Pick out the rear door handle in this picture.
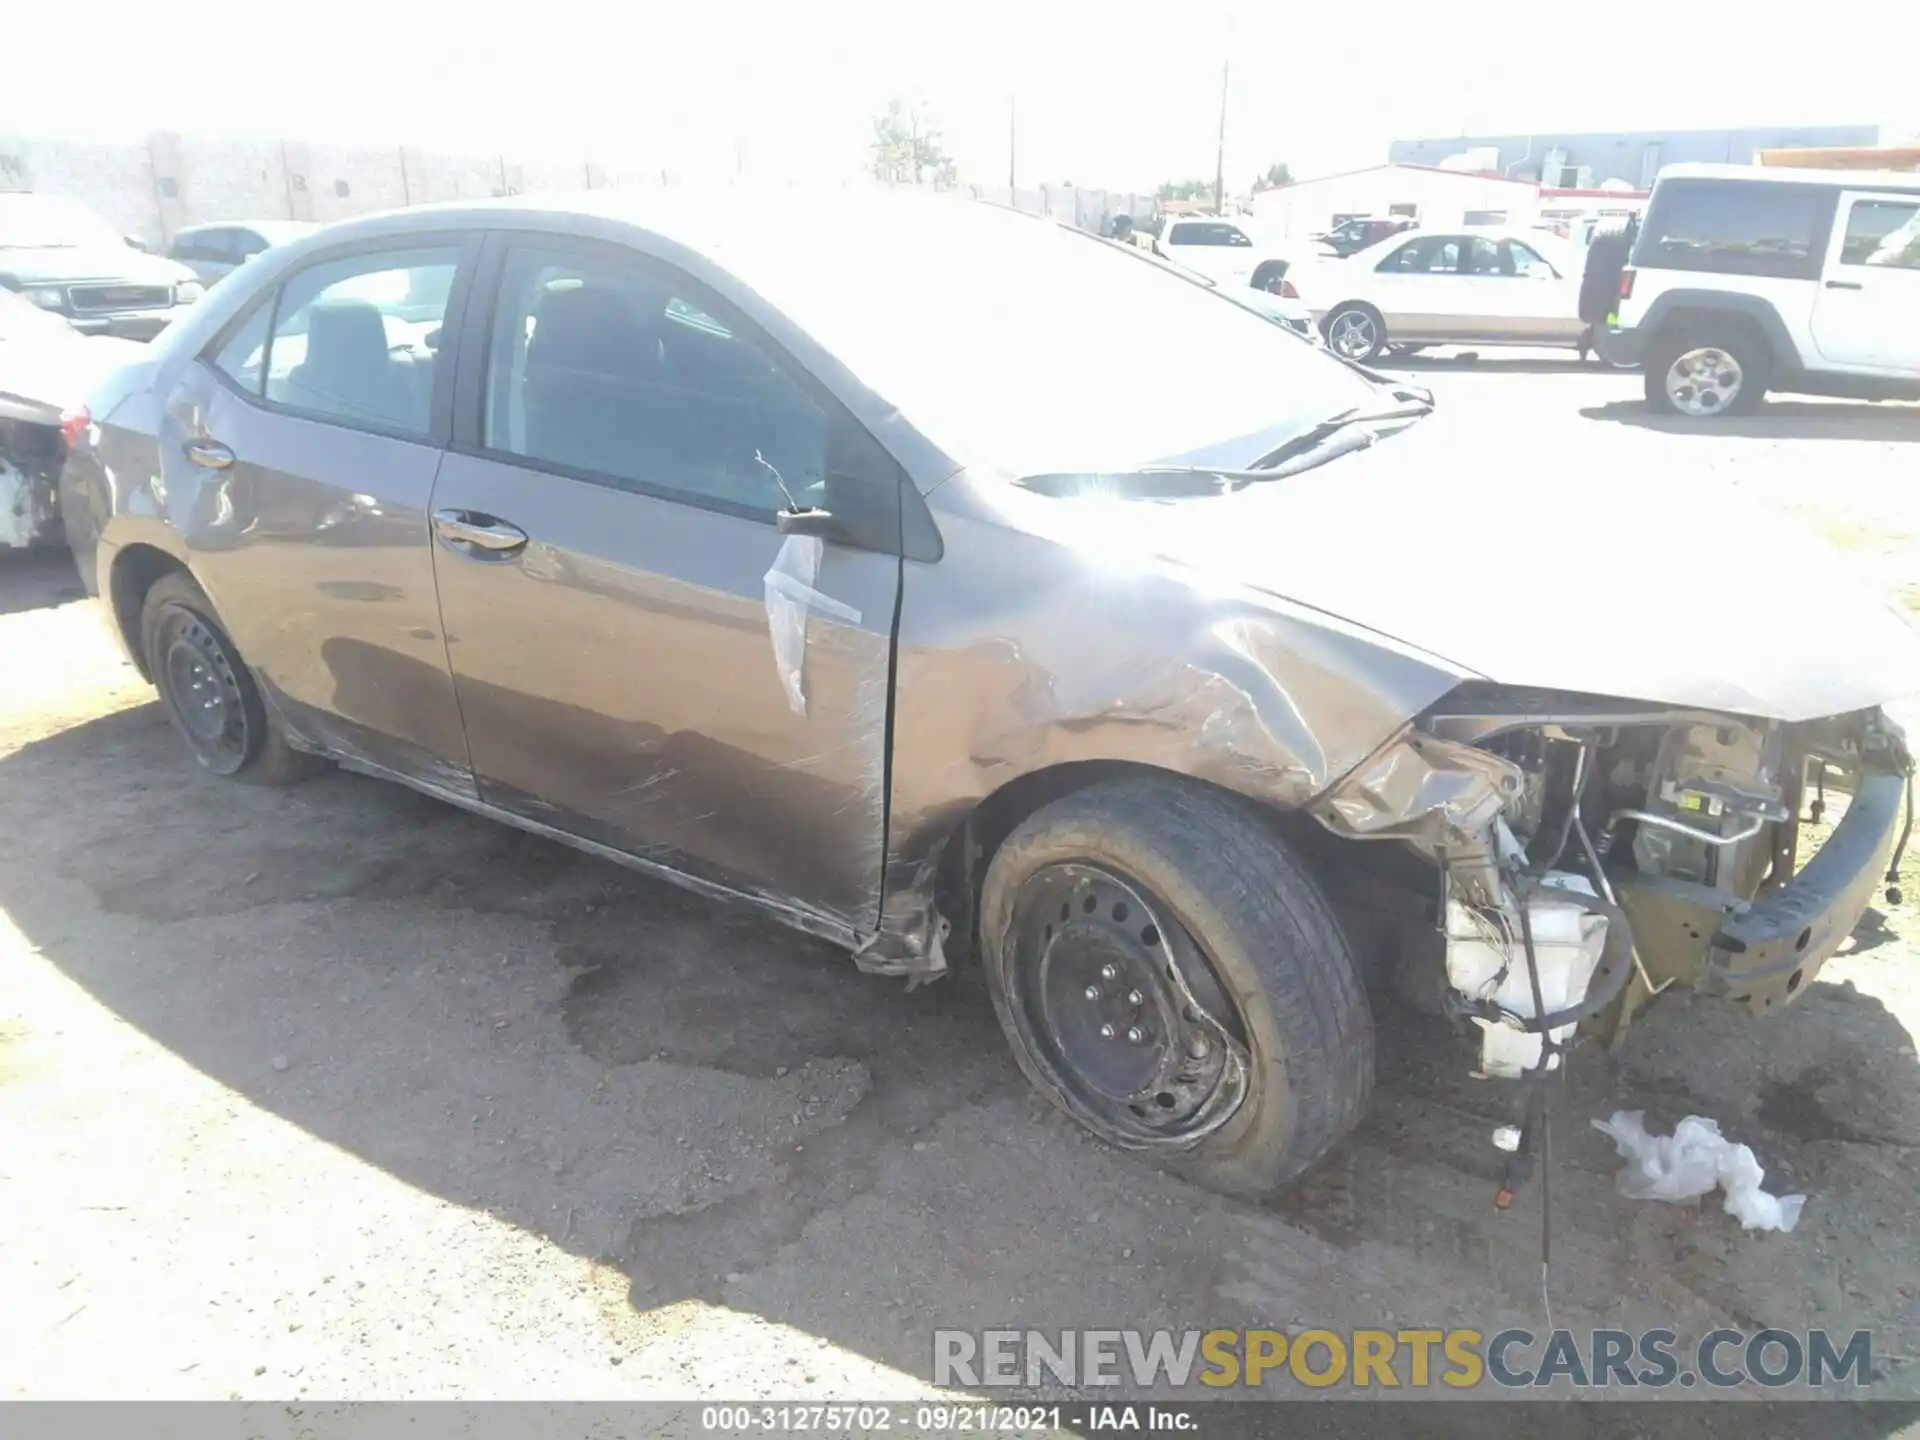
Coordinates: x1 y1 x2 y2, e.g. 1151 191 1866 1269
432 508 528 555
183 437 235 469
1825 279 1865 290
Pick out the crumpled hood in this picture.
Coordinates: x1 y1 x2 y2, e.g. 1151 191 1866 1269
1090 419 1920 723
0 244 193 287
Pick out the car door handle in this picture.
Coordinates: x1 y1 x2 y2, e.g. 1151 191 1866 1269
1825 279 1865 291
183 437 235 469
432 508 528 554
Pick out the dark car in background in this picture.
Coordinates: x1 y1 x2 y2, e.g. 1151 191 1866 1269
58 191 1920 1197
1316 214 1417 257
168 220 319 285
0 193 203 339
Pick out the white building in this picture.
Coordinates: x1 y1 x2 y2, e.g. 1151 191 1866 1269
1247 163 1643 241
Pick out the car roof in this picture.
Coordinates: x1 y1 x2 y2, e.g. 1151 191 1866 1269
177 219 316 235
1656 161 1920 193
253 186 1073 275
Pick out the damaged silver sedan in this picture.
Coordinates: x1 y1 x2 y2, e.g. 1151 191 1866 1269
59 192 1920 1195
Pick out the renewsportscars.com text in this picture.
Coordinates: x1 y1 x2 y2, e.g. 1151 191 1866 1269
933 1327 1873 1391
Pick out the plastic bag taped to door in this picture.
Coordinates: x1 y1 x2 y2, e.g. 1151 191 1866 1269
764 534 863 715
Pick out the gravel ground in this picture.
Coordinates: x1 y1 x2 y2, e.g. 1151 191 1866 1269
4 358 1920 1426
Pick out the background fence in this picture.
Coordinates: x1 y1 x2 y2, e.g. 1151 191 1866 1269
1 131 1155 245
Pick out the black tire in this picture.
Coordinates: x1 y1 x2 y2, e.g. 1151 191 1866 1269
1643 324 1770 418
140 572 325 785
1323 303 1386 363
979 775 1374 1195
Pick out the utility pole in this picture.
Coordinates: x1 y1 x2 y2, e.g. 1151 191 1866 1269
1213 55 1230 215
1008 93 1017 194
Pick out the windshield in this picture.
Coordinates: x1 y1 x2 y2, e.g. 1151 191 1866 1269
697 195 1383 478
0 194 126 250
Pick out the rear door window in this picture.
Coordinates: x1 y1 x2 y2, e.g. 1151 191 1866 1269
1839 198 1920 271
1635 180 1830 279
260 246 463 437
1167 222 1252 247
1379 235 1463 273
175 229 231 262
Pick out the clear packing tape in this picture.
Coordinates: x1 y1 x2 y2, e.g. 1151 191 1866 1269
1592 1110 1806 1233
764 534 863 716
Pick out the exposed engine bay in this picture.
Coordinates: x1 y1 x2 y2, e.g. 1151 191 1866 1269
1312 685 1912 1194
0 412 70 551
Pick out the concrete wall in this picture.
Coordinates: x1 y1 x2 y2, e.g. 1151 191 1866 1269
1389 125 1882 189
0 130 1148 245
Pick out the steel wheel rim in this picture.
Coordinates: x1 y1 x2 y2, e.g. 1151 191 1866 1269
156 610 252 773
1665 347 1744 416
1328 311 1376 358
999 863 1250 1150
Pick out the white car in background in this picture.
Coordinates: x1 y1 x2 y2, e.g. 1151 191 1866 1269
1153 216 1318 294
1104 233 1321 342
1 290 144 547
1295 226 1588 362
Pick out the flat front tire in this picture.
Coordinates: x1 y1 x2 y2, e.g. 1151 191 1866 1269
140 572 325 785
979 775 1374 1195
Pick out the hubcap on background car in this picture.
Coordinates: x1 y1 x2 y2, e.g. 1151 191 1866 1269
1328 311 1377 358
156 610 253 774
1665 347 1744 416
999 863 1250 1150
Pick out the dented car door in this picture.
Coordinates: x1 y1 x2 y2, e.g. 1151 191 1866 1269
424 233 903 936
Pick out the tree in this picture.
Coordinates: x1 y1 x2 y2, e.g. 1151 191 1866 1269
1252 161 1293 192
869 98 953 186
1155 177 1213 201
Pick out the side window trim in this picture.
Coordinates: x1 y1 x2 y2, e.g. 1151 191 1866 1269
449 229 913 553
195 232 481 447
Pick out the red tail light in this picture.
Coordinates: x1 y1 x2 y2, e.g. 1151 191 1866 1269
1279 278 1301 299
59 405 91 448
1618 268 1636 300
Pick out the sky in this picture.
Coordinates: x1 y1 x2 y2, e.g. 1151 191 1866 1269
6 0 1914 193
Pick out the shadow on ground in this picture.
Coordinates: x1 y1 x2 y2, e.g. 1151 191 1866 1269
5 705 1920 1422
0 548 86 617
1393 353 1624 376
1580 398 1920 441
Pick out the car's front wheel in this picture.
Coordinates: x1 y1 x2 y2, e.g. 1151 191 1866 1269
140 573 326 785
1323 304 1386 362
1644 327 1769 418
979 775 1374 1195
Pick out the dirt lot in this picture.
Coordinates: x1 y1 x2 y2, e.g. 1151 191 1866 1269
4 358 1920 1426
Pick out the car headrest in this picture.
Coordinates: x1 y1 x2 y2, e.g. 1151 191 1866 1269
527 284 656 376
303 300 391 368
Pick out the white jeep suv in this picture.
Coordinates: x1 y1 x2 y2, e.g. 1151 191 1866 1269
1600 163 1920 418
1154 217 1306 293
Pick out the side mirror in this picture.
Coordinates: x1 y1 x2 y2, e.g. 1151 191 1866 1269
125 235 150 252
776 507 847 541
